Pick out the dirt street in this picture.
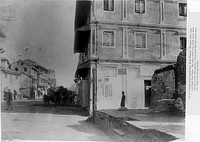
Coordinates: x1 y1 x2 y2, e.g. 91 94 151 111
1 100 116 141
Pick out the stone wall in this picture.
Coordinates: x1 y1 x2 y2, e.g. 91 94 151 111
176 49 186 108
150 49 186 110
151 65 176 110
94 111 176 142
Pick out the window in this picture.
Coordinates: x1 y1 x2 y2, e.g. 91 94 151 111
24 68 27 72
105 84 113 97
123 0 127 19
123 29 128 56
180 37 186 50
102 67 117 77
15 68 18 71
179 3 187 17
135 32 147 49
160 1 164 22
161 32 166 58
31 69 34 76
104 0 114 11
102 30 115 47
129 68 140 78
135 0 145 14
92 29 96 55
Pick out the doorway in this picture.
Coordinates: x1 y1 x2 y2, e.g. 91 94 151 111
144 80 151 107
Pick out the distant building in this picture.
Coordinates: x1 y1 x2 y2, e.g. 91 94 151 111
47 69 57 87
0 1 19 100
74 0 186 114
1 57 21 101
10 59 56 98
10 59 39 98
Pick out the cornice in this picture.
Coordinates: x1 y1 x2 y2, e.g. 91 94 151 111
95 20 186 31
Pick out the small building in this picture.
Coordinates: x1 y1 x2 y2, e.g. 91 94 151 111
1 57 21 101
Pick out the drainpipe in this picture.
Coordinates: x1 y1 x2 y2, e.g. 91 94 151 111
92 62 97 123
174 64 178 93
91 0 98 123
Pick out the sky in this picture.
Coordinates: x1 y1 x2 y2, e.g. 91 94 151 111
2 0 78 88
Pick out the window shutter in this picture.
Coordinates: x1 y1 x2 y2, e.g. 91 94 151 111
104 0 109 11
136 34 142 48
135 0 140 13
140 0 145 14
110 0 114 11
184 4 187 16
103 31 114 47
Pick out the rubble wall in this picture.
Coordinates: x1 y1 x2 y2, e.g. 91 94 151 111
176 50 186 109
151 67 175 110
150 50 186 110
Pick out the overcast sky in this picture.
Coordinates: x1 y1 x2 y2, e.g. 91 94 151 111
3 0 78 88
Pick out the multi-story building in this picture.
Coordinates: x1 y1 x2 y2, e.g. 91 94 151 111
74 0 186 113
11 59 39 98
10 59 56 98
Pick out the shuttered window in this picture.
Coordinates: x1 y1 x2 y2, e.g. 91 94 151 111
179 3 187 17
104 0 114 11
135 33 147 49
180 37 186 50
103 30 115 47
135 0 145 14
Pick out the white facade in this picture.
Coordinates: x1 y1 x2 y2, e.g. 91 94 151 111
1 58 21 101
95 62 167 109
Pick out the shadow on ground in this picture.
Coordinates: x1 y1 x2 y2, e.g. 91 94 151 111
1 100 89 117
67 120 119 142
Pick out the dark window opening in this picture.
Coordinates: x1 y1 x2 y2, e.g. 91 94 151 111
179 3 187 17
180 37 186 50
103 31 114 47
135 0 145 14
144 80 151 107
24 68 27 72
104 0 114 11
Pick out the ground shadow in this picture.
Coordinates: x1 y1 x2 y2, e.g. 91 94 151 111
67 120 118 142
1 100 89 117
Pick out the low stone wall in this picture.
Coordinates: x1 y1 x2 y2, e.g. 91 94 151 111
94 111 177 142
176 49 186 109
151 65 175 110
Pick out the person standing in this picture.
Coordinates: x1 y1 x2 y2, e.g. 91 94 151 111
14 89 17 101
120 91 126 108
5 88 13 110
118 91 127 111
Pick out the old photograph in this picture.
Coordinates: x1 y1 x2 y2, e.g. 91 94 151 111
0 0 189 142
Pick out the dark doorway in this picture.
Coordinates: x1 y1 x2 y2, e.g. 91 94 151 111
144 80 151 107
